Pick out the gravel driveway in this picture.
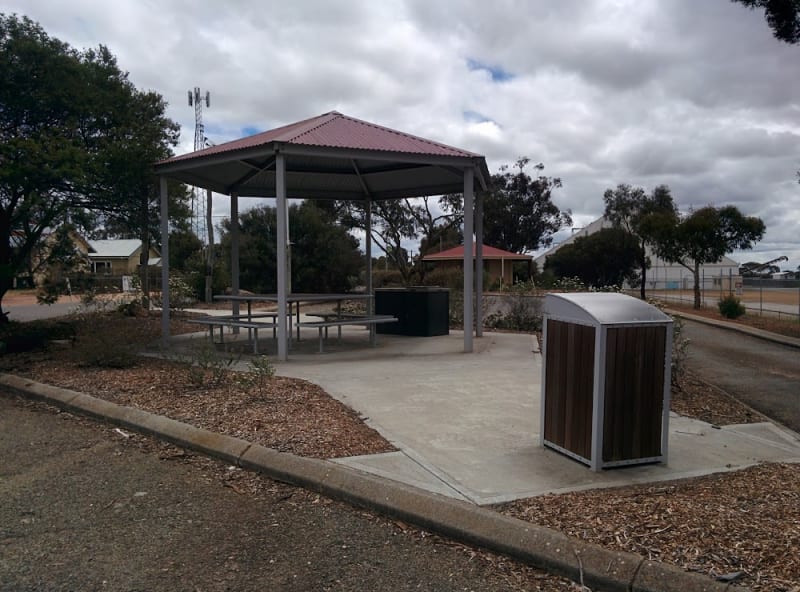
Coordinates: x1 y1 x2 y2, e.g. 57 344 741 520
0 395 573 592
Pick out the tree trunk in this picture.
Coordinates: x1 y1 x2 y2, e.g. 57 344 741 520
693 261 702 309
639 244 647 300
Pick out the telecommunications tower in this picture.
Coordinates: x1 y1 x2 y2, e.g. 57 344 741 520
188 87 210 241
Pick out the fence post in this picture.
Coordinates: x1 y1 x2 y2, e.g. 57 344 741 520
759 281 763 315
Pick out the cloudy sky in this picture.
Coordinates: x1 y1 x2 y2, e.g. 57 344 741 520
4 0 800 269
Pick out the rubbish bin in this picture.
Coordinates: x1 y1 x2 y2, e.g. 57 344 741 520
375 287 449 336
540 293 673 471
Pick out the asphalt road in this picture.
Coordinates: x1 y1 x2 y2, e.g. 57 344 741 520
682 320 800 432
3 301 81 322
0 395 570 592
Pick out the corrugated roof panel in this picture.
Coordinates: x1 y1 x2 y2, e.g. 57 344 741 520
160 111 479 165
87 239 141 258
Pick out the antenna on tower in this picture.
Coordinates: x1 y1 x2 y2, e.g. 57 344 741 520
188 87 214 302
188 87 211 242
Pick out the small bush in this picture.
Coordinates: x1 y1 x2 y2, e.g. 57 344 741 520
718 294 746 319
70 312 158 368
171 339 240 387
236 355 276 393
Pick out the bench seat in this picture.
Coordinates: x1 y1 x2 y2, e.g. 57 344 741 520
186 317 277 354
297 315 397 353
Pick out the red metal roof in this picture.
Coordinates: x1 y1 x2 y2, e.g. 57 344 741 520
162 111 481 164
422 244 532 261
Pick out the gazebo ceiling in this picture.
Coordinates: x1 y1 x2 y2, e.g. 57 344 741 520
155 111 490 200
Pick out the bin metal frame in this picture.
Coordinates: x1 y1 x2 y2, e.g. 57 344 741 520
540 293 673 471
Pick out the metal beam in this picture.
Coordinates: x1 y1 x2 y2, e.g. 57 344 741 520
230 193 240 331
463 168 474 353
475 192 483 338
226 156 276 193
159 176 170 348
276 153 288 361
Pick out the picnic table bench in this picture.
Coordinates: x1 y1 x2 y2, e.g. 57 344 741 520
186 314 279 354
297 314 398 353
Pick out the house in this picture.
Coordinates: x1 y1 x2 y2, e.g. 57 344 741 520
87 239 161 276
421 244 532 290
534 217 741 291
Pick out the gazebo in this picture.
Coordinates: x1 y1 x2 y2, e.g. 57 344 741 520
154 111 491 360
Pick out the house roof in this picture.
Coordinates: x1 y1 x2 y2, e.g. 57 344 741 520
422 244 532 261
88 239 143 258
154 111 490 200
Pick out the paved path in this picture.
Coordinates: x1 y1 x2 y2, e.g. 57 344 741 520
682 320 800 432
0 395 571 592
272 330 800 505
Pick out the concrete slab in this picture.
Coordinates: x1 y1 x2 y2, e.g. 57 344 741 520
173 322 800 505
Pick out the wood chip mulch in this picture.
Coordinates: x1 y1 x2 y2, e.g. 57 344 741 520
499 463 800 591
2 353 394 460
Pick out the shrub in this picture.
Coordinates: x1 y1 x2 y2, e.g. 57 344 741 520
70 311 158 368
718 294 746 319
236 355 276 393
166 339 240 387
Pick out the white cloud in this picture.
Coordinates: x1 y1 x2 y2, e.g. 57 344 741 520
3 0 799 269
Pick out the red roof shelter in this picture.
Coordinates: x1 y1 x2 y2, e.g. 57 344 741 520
422 244 532 290
155 111 491 359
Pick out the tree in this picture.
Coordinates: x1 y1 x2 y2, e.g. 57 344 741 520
0 14 184 317
603 184 678 300
731 0 800 44
220 202 362 294
544 227 640 288
483 158 571 254
651 206 766 309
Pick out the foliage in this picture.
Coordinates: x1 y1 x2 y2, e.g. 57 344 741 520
168 339 240 388
339 195 462 285
650 205 765 309
0 318 76 354
371 269 405 288
220 202 362 294
235 355 276 393
544 227 640 289
0 14 186 319
603 184 678 299
484 291 541 332
731 0 800 43
483 158 572 253
69 310 158 368
718 294 747 319
670 315 690 386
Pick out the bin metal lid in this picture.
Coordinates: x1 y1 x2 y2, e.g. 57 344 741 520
544 292 671 325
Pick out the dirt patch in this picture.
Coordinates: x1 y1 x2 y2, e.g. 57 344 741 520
663 301 800 339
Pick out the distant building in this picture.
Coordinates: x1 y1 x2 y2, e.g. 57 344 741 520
534 217 740 290
87 239 161 276
421 244 532 290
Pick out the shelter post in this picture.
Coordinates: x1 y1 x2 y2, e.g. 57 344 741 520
276 153 288 361
475 191 483 338
159 176 170 347
366 198 373 315
205 188 213 303
230 192 240 330
463 168 474 353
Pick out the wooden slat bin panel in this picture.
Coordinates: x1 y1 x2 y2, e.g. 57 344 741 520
544 319 595 460
602 326 666 463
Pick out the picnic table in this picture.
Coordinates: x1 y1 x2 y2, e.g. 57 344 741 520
207 293 395 353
